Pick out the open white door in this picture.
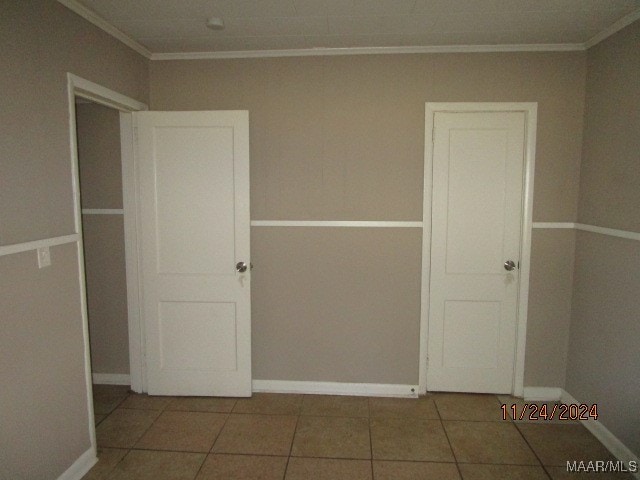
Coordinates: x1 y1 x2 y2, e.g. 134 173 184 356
135 111 251 396
427 109 526 394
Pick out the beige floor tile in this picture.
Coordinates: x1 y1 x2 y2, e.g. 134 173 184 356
106 450 205 480
434 393 502 421
546 465 636 479
370 418 454 462
93 385 131 396
233 393 303 415
373 460 461 479
81 448 128 480
291 416 371 459
196 454 288 480
135 411 227 452
212 414 297 455
95 414 107 425
301 395 369 417
444 421 538 465
457 464 549 479
93 386 130 415
97 409 161 448
517 424 617 466
166 397 237 413
369 397 439 419
119 394 174 411
285 457 372 480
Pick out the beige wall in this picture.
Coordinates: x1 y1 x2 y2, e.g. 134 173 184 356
77 103 130 376
567 21 640 456
577 21 640 232
0 244 90 479
524 229 576 387
0 2 148 478
150 51 585 385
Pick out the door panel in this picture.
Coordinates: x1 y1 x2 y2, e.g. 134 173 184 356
428 111 525 393
135 111 251 397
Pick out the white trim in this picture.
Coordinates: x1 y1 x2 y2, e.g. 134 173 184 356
68 74 148 113
576 223 640 242
67 74 147 462
561 390 640 479
522 386 562 401
418 102 537 397
252 380 418 398
250 220 422 228
57 0 151 59
92 373 131 385
81 209 124 215
57 448 97 480
0 234 79 257
120 113 146 394
585 9 640 49
56 0 637 60
151 43 583 61
532 222 640 242
532 222 576 229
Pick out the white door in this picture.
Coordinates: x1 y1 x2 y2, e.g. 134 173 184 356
427 110 526 393
135 111 251 396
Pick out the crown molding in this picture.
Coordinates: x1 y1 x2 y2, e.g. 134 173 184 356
584 8 640 49
57 0 152 59
151 42 584 60
58 0 640 60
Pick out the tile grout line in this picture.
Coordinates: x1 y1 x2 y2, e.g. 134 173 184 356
282 398 303 480
368 397 374 479
433 397 464 479
511 415 554 479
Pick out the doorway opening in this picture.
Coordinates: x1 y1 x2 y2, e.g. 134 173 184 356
67 73 147 456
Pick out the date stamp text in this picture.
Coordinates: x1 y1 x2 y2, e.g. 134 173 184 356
501 403 599 421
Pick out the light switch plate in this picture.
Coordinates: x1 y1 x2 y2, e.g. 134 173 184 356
37 246 51 268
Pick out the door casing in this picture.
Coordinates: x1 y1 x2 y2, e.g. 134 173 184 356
418 102 538 397
67 73 148 461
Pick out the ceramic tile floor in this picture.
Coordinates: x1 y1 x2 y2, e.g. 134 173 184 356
85 385 634 480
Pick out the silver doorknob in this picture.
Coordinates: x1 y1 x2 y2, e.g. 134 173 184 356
504 260 516 271
236 261 248 273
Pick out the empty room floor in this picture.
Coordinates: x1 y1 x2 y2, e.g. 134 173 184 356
84 386 633 479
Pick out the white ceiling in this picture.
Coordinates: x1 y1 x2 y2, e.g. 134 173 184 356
74 0 640 54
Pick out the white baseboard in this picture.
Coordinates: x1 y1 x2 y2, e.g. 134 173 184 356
561 390 640 479
252 380 419 398
92 373 131 385
57 448 97 480
523 386 563 401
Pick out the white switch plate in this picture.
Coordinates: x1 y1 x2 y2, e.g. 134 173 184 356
37 246 51 268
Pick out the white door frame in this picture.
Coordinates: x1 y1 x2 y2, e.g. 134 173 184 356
66 73 147 453
418 102 537 397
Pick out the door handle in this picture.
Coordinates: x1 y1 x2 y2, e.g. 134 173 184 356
236 261 248 273
504 260 516 271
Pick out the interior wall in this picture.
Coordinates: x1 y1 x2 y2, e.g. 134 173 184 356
0 2 148 478
76 102 130 377
150 51 586 386
567 20 640 455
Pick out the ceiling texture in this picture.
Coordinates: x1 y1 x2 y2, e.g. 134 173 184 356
69 0 640 56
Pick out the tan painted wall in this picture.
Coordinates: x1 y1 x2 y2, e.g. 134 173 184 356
77 103 130 376
150 52 586 385
568 20 640 456
578 21 640 232
524 229 575 387
0 2 148 478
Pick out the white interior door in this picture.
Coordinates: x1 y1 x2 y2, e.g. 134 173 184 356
427 110 525 394
135 111 251 396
